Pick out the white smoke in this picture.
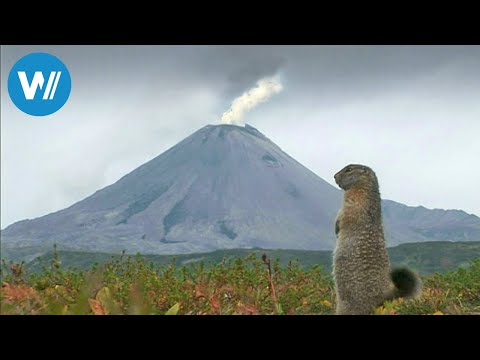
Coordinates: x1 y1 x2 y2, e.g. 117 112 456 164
221 76 283 125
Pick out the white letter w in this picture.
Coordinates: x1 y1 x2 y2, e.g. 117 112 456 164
17 71 61 100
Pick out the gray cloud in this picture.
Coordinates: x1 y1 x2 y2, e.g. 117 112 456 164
1 45 479 228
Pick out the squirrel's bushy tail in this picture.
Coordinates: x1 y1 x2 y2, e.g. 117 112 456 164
388 267 422 300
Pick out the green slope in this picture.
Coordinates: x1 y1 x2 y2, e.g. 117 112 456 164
16 241 480 275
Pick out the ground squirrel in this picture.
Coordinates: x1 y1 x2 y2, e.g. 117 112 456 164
333 164 421 315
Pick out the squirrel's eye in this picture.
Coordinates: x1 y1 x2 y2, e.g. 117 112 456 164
346 168 352 173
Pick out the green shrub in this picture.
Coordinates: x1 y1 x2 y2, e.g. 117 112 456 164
1 253 478 315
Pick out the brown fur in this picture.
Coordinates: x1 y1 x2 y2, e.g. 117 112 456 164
333 164 421 315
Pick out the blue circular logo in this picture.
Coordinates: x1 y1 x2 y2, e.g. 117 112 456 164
8 52 71 116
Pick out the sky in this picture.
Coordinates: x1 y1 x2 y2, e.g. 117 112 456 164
1 45 479 228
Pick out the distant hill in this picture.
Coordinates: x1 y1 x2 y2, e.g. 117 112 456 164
19 241 480 275
2 124 480 260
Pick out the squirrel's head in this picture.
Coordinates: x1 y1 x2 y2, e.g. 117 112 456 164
334 164 379 191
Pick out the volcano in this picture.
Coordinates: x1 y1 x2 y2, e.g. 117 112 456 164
2 124 480 260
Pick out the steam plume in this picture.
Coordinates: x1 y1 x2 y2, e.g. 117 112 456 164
221 76 283 125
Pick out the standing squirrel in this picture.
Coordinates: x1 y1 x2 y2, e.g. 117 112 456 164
333 164 421 315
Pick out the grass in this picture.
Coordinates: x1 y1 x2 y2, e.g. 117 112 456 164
1 250 479 315
14 241 480 275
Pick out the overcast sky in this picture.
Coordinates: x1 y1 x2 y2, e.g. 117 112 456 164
1 45 479 228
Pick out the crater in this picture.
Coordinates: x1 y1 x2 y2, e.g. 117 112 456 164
262 153 280 167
